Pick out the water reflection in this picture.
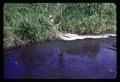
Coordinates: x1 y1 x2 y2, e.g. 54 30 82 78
20 44 43 67
58 50 65 78
61 39 100 57
4 36 116 79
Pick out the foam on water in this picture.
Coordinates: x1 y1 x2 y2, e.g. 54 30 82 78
58 33 116 41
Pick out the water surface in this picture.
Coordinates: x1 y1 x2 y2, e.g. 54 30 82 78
4 36 116 79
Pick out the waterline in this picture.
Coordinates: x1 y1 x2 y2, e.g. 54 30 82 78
58 33 116 41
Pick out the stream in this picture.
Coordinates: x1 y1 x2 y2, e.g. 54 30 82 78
4 36 116 79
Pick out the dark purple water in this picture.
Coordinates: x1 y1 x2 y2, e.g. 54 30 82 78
4 36 116 79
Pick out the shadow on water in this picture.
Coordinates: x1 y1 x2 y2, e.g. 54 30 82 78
61 39 100 57
4 36 116 79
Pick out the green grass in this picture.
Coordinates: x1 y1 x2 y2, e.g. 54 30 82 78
4 3 116 48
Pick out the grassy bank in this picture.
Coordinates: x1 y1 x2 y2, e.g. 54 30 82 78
4 3 116 48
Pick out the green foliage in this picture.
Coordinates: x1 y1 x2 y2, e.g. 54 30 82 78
60 3 116 34
4 3 116 47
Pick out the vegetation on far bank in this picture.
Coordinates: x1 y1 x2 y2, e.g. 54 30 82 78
4 3 116 48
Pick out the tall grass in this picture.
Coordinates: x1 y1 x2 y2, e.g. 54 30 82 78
60 3 116 34
4 3 116 47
